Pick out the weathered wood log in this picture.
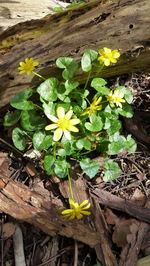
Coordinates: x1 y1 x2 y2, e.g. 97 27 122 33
0 0 150 107
92 188 150 224
0 173 100 247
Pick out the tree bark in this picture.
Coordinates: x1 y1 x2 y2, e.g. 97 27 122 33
0 0 150 107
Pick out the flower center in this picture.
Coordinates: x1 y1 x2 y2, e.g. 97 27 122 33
58 118 71 130
24 63 33 71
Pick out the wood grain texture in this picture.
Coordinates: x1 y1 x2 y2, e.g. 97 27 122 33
0 0 150 107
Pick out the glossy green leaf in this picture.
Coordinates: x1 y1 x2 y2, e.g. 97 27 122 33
21 110 46 131
33 131 53 150
44 155 55 175
37 78 58 101
54 159 70 178
103 158 122 182
56 57 78 80
117 103 133 118
3 110 21 126
80 158 99 178
65 80 79 94
81 50 98 72
108 140 125 155
107 120 121 135
10 89 35 110
117 86 133 104
12 127 27 151
126 135 137 152
76 138 91 150
85 114 103 132
43 102 56 117
91 78 109 95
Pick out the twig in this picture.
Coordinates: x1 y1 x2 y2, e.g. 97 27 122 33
13 224 26 266
0 138 23 157
74 240 78 266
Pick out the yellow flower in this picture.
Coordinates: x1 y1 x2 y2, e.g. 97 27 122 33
45 107 80 141
81 97 102 116
106 89 125 108
98 47 120 66
61 199 91 220
18 57 39 75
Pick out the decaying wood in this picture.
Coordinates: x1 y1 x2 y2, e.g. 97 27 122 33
92 188 150 224
0 0 150 107
93 199 117 266
0 173 100 247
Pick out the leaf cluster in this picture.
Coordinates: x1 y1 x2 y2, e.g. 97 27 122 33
4 49 136 181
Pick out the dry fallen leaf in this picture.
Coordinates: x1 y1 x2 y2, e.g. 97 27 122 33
112 219 139 248
104 208 119 225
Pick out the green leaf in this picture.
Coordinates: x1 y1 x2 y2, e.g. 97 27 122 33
80 158 99 178
44 155 55 175
108 139 125 155
54 159 70 178
3 110 21 126
103 117 111 130
117 103 133 118
126 135 137 152
65 80 79 94
10 89 35 110
103 158 122 182
118 86 133 104
81 50 98 72
43 101 56 117
107 120 121 135
57 148 67 157
91 78 109 95
56 57 73 69
37 78 58 101
33 131 53 150
76 138 91 151
12 127 27 151
56 57 78 80
85 114 103 132
21 110 46 131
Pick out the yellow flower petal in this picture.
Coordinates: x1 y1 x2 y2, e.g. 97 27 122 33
80 211 91 215
69 199 76 208
79 200 89 207
64 130 71 140
70 119 80 125
65 110 73 120
67 125 79 132
53 128 63 141
46 114 58 123
45 124 57 130
57 107 65 119
61 209 74 215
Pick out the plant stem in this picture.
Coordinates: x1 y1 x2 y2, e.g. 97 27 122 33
34 104 43 110
84 70 91 90
67 168 74 201
32 71 46 80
